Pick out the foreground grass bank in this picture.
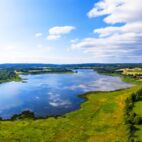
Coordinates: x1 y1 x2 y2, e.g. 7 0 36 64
0 85 141 142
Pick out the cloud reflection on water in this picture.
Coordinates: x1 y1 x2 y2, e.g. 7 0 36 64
0 69 133 119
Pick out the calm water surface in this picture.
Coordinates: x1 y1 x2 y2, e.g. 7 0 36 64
0 69 132 119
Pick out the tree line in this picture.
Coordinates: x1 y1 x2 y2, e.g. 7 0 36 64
125 89 142 141
0 69 18 81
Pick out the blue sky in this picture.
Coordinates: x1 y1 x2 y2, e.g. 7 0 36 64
0 0 142 63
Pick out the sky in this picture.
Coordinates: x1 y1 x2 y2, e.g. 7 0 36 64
0 0 142 64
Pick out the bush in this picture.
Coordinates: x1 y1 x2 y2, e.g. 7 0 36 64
124 88 142 141
11 110 35 120
133 116 142 125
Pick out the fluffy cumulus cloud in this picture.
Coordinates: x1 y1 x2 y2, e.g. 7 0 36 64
35 33 42 37
72 0 142 62
47 26 76 40
87 0 142 24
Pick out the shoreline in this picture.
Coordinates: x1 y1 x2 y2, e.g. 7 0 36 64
0 71 136 121
0 87 134 121
0 77 22 84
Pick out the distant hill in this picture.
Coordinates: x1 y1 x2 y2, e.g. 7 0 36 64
0 63 142 69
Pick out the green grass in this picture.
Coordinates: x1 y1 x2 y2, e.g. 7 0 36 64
133 101 142 141
0 76 22 83
133 101 142 115
134 125 142 141
0 85 141 142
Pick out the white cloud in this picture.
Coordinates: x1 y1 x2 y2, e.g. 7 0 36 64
94 22 142 37
72 0 142 62
35 33 42 37
47 26 76 40
47 35 61 40
49 26 76 35
87 0 142 24
70 38 79 43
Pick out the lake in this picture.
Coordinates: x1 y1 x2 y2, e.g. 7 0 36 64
0 69 132 119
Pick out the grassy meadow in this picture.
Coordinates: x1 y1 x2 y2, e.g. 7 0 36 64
135 125 142 141
133 101 142 115
0 85 141 142
121 68 142 76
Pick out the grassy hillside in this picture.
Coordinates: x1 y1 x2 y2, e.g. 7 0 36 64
0 85 141 142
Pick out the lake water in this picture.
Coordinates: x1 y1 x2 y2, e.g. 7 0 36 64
0 69 132 119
